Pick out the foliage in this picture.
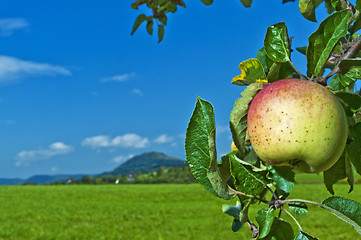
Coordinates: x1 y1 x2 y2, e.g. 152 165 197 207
181 0 361 239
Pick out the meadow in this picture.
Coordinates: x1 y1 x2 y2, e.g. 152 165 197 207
0 183 360 240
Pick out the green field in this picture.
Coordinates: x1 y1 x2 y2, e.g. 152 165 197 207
0 184 360 240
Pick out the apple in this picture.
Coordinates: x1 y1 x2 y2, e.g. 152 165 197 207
246 79 348 173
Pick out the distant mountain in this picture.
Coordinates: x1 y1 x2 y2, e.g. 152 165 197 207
0 174 87 185
100 152 186 176
0 152 186 185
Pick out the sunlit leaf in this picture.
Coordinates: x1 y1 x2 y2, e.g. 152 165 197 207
228 152 269 196
232 59 266 86
256 207 275 238
307 10 351 76
264 22 291 63
268 165 295 196
185 97 235 200
288 202 309 215
322 196 361 234
230 82 264 156
299 0 317 22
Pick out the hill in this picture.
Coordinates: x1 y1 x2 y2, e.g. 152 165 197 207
100 152 186 176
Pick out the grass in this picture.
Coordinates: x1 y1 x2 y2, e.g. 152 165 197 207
0 184 360 239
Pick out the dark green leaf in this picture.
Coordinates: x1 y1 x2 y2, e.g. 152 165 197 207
158 25 165 43
332 67 361 90
232 219 242 232
331 0 343 11
157 14 167 25
339 58 361 73
240 0 253 8
146 19 154 35
228 152 269 196
299 0 317 22
264 22 291 63
131 14 148 35
256 207 275 238
232 58 266 86
289 202 309 215
347 122 361 175
263 218 295 240
200 0 213 6
185 97 235 200
296 46 307 55
222 202 242 219
207 165 235 200
267 61 295 82
230 82 264 156
165 2 178 12
256 47 274 74
322 196 361 234
335 92 361 116
295 231 319 240
307 10 351 77
268 165 295 196
323 151 347 195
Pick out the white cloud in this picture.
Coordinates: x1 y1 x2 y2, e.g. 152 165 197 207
0 55 71 82
154 134 174 144
101 73 135 82
82 133 149 149
0 18 29 36
132 88 143 96
14 142 74 167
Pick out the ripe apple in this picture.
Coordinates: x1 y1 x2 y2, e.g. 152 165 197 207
247 79 348 173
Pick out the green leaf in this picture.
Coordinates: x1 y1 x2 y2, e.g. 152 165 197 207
332 67 361 90
296 46 307 56
232 219 242 232
200 0 213 6
157 14 167 25
295 231 319 240
256 47 274 74
240 0 253 7
323 151 347 195
307 10 351 77
335 92 361 116
256 207 276 238
232 59 266 86
230 82 264 156
158 25 165 43
131 14 148 35
263 218 295 240
339 58 361 72
299 0 317 22
347 122 361 175
322 196 361 234
222 201 242 219
267 61 295 82
264 22 291 63
288 202 309 215
268 165 295 196
228 152 268 196
185 97 234 200
146 19 154 35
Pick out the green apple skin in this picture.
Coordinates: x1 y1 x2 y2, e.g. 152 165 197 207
247 79 348 173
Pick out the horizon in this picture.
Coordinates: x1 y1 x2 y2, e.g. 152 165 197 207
0 1 359 179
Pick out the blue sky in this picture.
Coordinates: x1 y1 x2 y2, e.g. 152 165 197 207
0 1 358 178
